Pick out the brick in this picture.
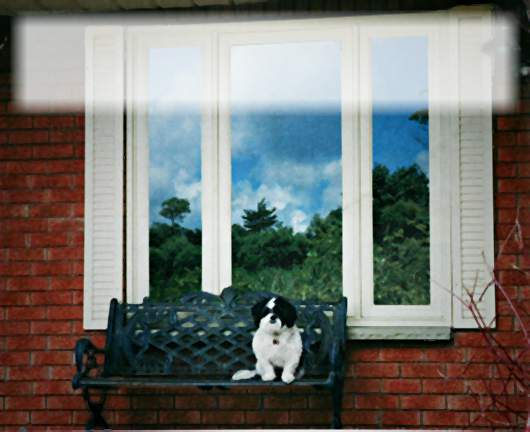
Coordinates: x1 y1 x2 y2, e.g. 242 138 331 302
495 131 516 146
9 130 48 144
202 410 245 425
48 247 83 261
48 219 83 232
0 352 30 366
447 363 491 378
245 410 289 425
495 162 517 177
401 363 444 378
380 348 424 361
264 395 306 409
30 174 72 189
7 306 46 320
31 321 72 334
454 332 487 347
0 145 32 159
34 144 74 159
33 115 75 129
498 179 530 192
32 262 72 276
350 363 399 378
32 351 73 365
0 381 32 396
344 378 381 393
47 305 82 320
8 248 45 262
30 233 68 247
51 276 83 290
6 335 47 350
347 348 380 361
30 203 71 218
423 410 469 426
382 379 421 393
0 116 32 129
31 410 72 425
424 347 465 362
158 410 201 424
289 410 332 425
447 395 483 410
48 335 79 350
8 366 48 381
0 411 29 425
0 204 27 217
0 262 31 276
50 365 74 380
6 395 45 410
219 395 261 409
34 381 72 395
382 411 420 426
106 395 130 409
0 292 30 305
497 115 530 130
0 320 30 334
48 190 83 203
517 130 530 145
355 395 398 409
31 291 72 305
1 219 48 232
131 395 173 410
401 394 445 409
49 130 84 143
341 410 379 426
46 395 85 410
0 232 26 247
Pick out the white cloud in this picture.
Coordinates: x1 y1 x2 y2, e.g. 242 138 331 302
290 210 309 233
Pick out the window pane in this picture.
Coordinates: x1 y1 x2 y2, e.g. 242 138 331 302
230 41 342 301
371 36 430 305
148 47 202 300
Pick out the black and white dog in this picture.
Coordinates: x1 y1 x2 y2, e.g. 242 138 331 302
232 296 302 384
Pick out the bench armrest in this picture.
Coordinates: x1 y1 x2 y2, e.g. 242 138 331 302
72 338 105 389
329 297 347 380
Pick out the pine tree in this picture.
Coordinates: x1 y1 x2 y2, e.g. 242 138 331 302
242 198 277 232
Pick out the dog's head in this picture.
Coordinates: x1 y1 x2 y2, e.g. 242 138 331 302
251 296 297 333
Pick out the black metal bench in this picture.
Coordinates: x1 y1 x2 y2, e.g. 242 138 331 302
72 287 347 429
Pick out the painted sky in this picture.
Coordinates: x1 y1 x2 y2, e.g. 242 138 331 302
148 37 429 232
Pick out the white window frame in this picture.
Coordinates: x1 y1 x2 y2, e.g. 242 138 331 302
85 8 495 337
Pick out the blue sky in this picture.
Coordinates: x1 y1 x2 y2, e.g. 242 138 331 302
148 37 429 232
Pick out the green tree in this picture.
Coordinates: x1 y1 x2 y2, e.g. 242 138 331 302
159 197 190 226
242 198 278 232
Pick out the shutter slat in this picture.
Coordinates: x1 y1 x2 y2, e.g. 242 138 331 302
452 12 495 328
84 27 124 330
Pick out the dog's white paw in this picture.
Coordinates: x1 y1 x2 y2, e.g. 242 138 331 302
261 372 276 381
281 372 295 384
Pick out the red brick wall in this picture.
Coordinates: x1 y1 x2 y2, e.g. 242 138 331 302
0 73 528 430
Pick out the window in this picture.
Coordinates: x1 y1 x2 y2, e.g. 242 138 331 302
84 10 495 337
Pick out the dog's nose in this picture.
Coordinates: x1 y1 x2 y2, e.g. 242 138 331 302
270 314 277 323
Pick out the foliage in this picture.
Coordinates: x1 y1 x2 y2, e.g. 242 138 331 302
372 164 430 305
159 197 190 226
149 163 430 305
242 198 278 232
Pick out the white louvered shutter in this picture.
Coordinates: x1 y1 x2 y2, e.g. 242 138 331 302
84 27 124 329
452 11 495 328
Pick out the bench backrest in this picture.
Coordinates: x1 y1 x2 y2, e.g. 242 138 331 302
103 287 346 378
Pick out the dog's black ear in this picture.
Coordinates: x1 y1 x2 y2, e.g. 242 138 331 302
276 297 297 328
251 297 270 328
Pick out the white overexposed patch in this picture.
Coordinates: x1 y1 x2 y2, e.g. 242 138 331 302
266 297 276 310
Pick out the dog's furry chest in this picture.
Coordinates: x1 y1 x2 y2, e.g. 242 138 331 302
252 327 302 368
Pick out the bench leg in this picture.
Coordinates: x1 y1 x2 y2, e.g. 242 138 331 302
331 378 343 429
82 387 109 430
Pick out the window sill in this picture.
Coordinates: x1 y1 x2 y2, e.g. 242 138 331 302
347 326 451 341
